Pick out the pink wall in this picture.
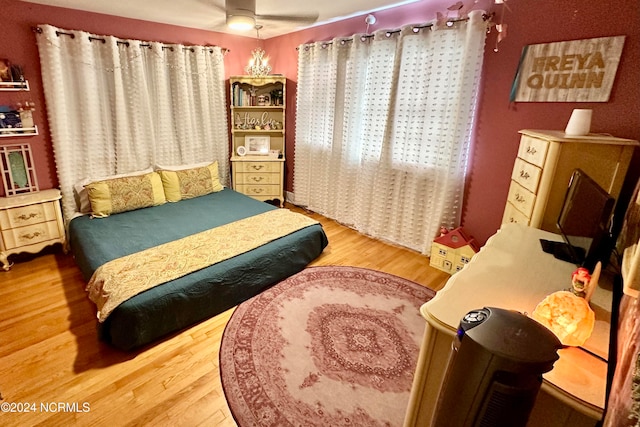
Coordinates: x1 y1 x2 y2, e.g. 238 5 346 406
3 0 639 247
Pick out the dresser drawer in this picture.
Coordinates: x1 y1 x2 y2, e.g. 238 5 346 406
0 201 58 229
506 180 536 218
511 158 542 194
1 221 62 250
517 135 549 168
235 161 280 173
235 172 281 185
235 184 280 197
502 202 531 226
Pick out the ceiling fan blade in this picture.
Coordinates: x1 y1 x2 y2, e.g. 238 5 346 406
194 0 226 13
220 0 318 27
226 0 255 14
256 12 319 24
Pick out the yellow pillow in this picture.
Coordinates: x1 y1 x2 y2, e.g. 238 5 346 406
158 161 224 202
85 172 166 218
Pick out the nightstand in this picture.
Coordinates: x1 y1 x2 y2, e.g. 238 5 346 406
231 156 285 207
0 189 66 271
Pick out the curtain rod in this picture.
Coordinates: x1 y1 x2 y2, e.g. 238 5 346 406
296 15 490 50
31 26 230 53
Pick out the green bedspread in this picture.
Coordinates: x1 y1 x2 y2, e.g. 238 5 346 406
69 188 328 350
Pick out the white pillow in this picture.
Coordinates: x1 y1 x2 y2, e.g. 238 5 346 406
74 167 154 214
154 161 213 172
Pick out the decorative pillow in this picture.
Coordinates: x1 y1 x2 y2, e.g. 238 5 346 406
74 167 154 214
85 171 166 218
157 161 224 202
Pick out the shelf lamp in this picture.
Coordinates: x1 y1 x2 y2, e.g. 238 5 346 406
532 265 599 347
227 13 255 31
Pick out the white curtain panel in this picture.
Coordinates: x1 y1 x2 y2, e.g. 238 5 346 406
294 11 487 254
36 25 229 221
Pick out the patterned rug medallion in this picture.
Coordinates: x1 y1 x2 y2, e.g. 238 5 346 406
219 266 436 426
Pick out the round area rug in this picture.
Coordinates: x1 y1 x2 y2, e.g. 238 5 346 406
219 266 436 427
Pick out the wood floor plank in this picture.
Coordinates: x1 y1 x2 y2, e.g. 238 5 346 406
0 203 450 427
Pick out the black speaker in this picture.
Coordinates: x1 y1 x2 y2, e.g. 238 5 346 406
433 307 562 427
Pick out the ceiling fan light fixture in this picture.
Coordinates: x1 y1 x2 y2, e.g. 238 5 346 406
227 12 255 31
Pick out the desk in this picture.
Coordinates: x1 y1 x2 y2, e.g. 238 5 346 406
404 223 609 427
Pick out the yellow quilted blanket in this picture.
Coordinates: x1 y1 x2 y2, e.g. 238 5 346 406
86 209 319 322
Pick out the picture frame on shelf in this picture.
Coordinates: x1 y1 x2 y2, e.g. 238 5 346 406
257 94 271 106
245 135 270 155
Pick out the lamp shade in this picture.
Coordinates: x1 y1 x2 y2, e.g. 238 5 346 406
532 291 595 347
564 109 592 136
227 13 255 31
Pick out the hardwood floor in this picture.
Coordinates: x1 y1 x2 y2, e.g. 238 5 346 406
0 204 450 427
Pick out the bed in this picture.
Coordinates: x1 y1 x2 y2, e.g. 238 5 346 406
68 176 328 351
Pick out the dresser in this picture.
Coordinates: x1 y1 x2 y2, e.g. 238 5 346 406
502 129 638 231
0 189 66 271
230 157 285 207
404 223 611 427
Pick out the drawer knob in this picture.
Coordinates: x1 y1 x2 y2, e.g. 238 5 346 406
21 231 43 240
16 212 39 221
519 170 530 180
515 193 525 203
526 146 537 155
251 165 264 171
251 176 264 182
251 188 264 194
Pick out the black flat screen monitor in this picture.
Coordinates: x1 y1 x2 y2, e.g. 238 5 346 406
540 169 615 270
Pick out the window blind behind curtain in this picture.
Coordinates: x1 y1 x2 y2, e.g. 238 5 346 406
294 11 487 255
35 25 229 221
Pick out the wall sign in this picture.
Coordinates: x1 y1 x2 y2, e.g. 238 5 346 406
510 36 625 102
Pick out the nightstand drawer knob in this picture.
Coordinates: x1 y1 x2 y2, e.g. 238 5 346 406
17 212 39 221
251 165 264 171
251 176 264 182
21 231 43 240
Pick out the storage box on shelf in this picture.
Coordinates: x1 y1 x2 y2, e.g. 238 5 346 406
230 76 286 207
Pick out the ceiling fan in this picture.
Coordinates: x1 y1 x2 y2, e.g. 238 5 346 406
221 0 319 31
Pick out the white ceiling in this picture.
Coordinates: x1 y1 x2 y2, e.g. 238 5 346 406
20 0 424 39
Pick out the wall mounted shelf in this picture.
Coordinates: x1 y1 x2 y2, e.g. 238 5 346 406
0 80 30 91
0 126 38 137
